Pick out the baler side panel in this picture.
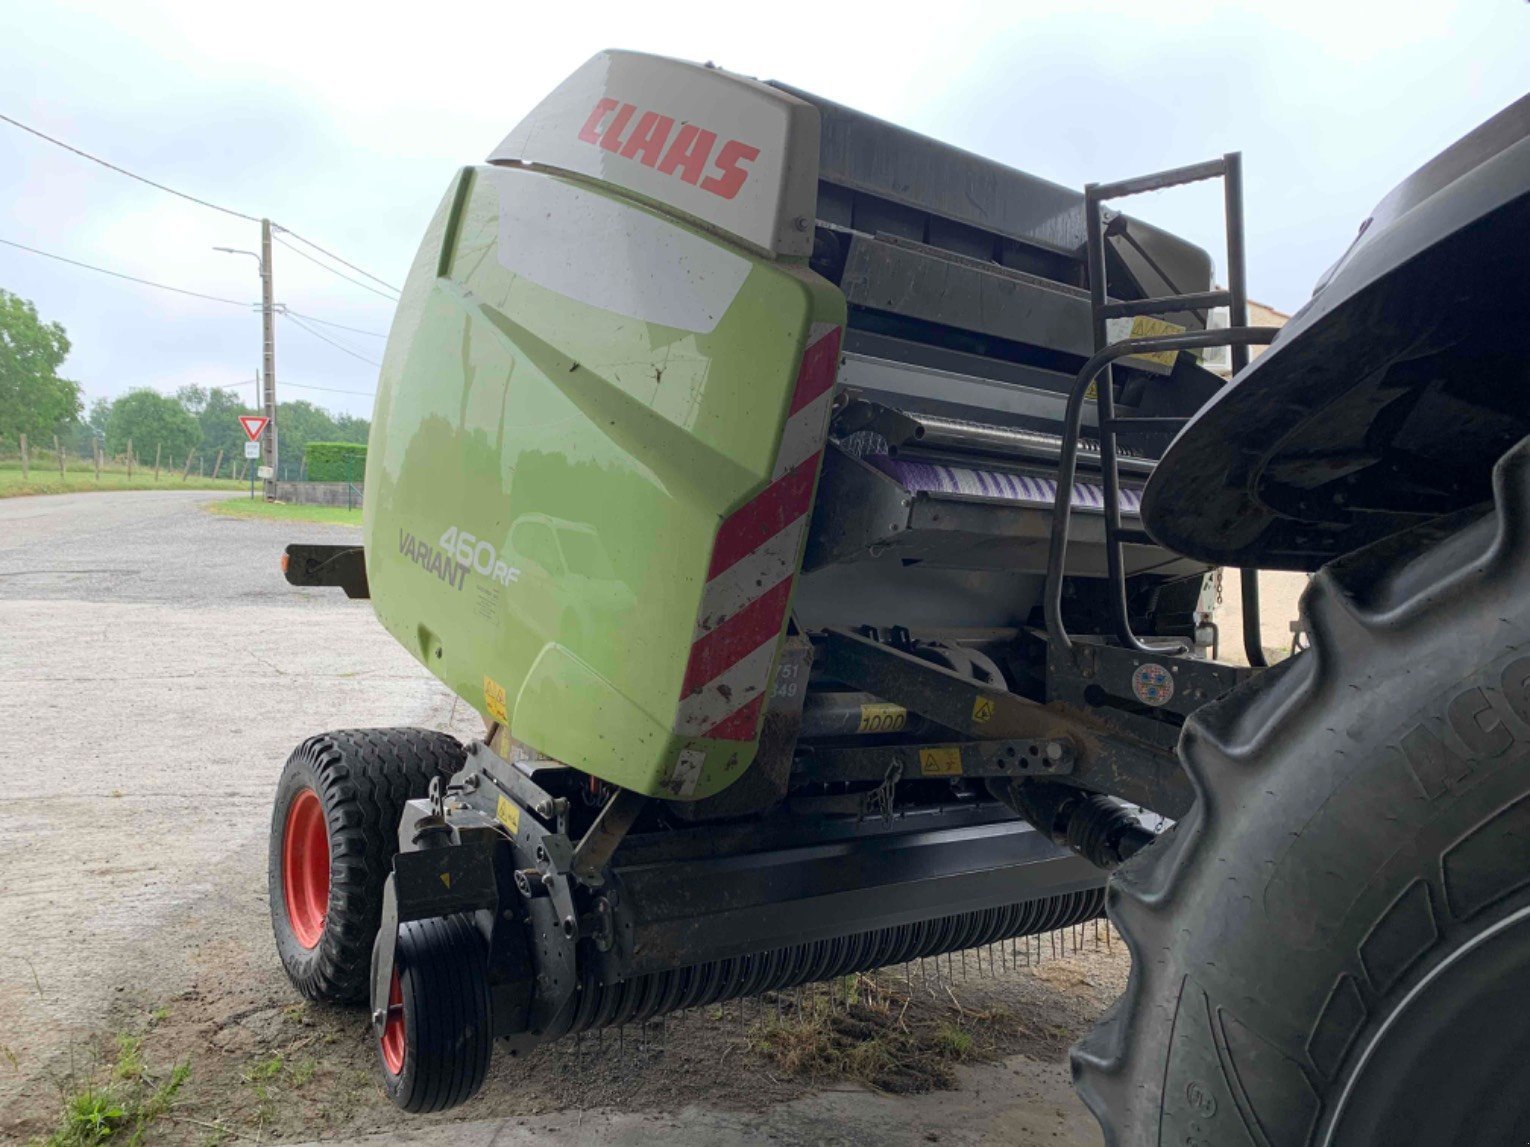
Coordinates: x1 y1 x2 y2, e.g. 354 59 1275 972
365 165 844 801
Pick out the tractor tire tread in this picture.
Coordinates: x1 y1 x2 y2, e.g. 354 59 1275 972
1076 437 1530 1145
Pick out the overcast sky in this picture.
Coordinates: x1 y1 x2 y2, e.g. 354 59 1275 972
2 0 1525 421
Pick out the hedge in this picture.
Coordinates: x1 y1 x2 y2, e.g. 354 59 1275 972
304 441 367 482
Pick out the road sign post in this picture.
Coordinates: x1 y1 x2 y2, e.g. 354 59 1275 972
245 440 260 499
239 417 271 501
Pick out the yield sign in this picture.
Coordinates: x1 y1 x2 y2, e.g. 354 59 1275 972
239 415 270 441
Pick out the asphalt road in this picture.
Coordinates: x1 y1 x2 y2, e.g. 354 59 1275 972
0 491 1107 1145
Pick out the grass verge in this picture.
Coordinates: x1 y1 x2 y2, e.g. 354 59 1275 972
208 499 362 526
0 460 247 499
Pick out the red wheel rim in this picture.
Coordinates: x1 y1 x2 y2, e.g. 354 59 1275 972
281 788 329 949
380 968 405 1075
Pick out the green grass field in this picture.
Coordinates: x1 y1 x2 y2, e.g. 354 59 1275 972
208 498 363 526
0 457 248 498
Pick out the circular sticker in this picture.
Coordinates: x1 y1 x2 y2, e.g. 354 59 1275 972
1131 662 1175 706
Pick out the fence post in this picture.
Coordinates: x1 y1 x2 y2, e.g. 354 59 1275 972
95 440 102 482
19 434 28 481
154 443 161 482
127 439 134 480
54 435 66 481
181 450 196 481
211 448 224 482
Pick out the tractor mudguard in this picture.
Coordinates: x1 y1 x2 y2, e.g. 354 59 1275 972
1143 93 1530 571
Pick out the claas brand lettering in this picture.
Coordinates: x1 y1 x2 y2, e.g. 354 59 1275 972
576 97 760 199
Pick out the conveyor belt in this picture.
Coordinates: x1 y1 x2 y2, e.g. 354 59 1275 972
866 456 1144 516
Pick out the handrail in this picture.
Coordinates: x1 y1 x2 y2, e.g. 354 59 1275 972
1098 290 1232 321
1089 157 1229 200
1042 326 1280 654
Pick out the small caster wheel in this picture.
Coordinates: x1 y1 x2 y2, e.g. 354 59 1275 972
375 914 493 1113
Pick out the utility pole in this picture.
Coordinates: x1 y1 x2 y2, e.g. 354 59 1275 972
215 233 279 498
260 218 279 498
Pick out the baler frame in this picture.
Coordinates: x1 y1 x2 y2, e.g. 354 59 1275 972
369 735 1109 1059
270 50 1300 1112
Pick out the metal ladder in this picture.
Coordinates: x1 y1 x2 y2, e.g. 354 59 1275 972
1042 153 1280 665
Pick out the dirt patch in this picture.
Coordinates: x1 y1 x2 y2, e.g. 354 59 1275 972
7 923 1127 1145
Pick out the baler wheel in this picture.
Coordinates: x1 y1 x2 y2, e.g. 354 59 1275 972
376 914 492 1113
268 728 466 1004
281 788 330 948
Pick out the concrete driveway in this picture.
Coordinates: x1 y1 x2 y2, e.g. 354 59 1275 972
0 492 464 1123
0 491 1111 1145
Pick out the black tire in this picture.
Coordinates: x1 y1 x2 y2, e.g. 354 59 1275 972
1077 438 1530 1146
268 728 466 1004
376 914 493 1113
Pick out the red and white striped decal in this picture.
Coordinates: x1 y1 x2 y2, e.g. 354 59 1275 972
674 321 841 740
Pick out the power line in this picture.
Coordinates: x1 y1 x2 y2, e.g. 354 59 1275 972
1 110 400 292
4 238 388 352
6 236 379 400
280 308 387 338
272 233 399 301
0 236 254 307
284 380 376 398
274 225 400 294
286 315 376 363
0 112 260 223
283 312 383 367
215 376 376 399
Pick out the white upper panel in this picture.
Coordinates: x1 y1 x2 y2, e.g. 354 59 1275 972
493 168 751 334
489 50 820 258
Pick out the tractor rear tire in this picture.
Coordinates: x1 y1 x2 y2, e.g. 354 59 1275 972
376 914 493 1113
268 728 466 1004
1076 438 1530 1145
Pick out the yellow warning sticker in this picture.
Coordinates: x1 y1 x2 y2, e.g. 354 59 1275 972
1107 315 1186 368
971 696 996 724
495 794 521 835
918 747 963 777
483 675 508 723
857 703 908 734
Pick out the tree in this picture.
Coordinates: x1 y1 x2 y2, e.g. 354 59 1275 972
0 289 82 449
194 386 259 467
105 389 199 463
331 412 370 445
86 396 112 436
64 396 113 458
175 384 209 416
275 399 341 477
